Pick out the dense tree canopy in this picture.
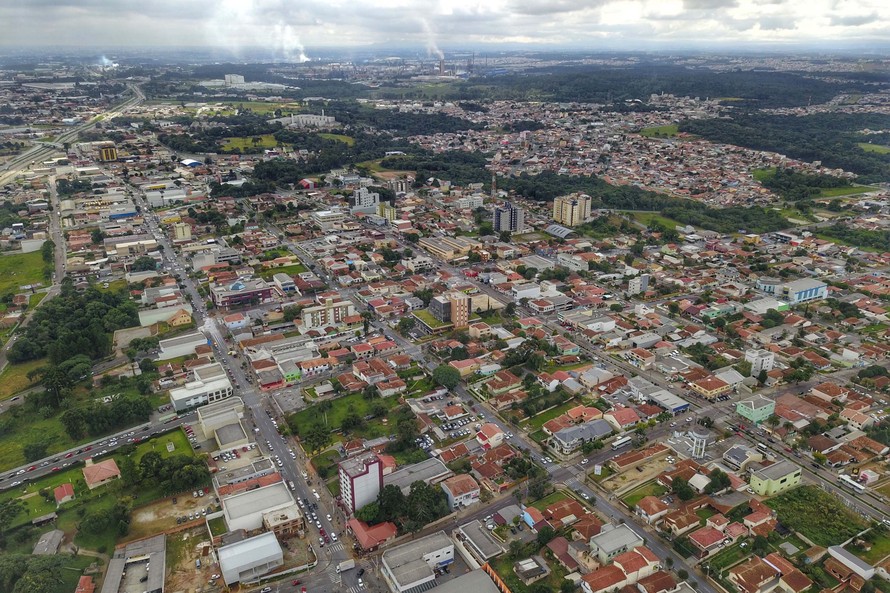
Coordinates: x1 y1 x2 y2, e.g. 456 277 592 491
7 280 137 365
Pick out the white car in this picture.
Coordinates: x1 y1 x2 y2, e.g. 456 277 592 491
580 458 589 465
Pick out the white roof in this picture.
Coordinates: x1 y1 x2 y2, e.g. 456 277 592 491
218 532 281 567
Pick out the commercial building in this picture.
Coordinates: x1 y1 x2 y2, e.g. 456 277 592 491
417 236 481 261
589 524 644 564
100 535 166 593
493 201 525 233
272 272 296 293
158 330 208 360
221 481 297 532
210 278 274 311
301 298 356 331
736 395 775 426
782 278 828 304
169 363 234 412
749 460 801 496
310 209 346 230
218 532 284 586
339 454 384 514
553 194 592 226
173 222 192 241
827 546 875 580
381 531 454 593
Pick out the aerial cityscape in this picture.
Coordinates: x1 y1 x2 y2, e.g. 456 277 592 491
0 4 889 593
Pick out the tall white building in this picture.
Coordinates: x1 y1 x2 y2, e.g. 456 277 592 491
745 349 775 377
300 298 356 331
350 187 381 213
224 74 245 86
339 454 383 514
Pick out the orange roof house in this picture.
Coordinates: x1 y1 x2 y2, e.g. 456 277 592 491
82 458 121 490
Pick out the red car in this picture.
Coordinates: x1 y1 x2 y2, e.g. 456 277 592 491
84 446 92 451
51 467 60 472
26 466 36 472
65 452 74 458
291 580 300 586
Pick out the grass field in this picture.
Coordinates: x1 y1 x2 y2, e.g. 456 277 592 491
766 485 866 547
817 185 876 197
621 480 667 509
530 490 568 511
491 551 569 593
0 381 148 470
640 124 679 138
0 251 46 298
0 356 47 399
707 542 751 571
850 530 890 564
629 211 684 230
96 279 127 293
753 168 776 182
1 428 201 553
858 142 890 154
524 400 578 430
28 292 47 308
290 392 403 441
222 134 281 151
413 309 449 329
318 133 355 146
258 263 308 280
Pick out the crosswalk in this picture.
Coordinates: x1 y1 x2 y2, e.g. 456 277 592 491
327 542 345 552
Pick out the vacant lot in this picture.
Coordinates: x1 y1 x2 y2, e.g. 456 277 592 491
319 133 355 146
622 480 668 509
222 134 280 151
166 527 216 593
640 124 679 138
289 391 402 441
0 356 47 399
0 251 46 298
858 142 890 154
766 485 866 547
258 263 308 279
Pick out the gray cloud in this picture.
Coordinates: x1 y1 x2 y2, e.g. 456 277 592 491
683 0 739 9
0 0 887 49
830 12 879 26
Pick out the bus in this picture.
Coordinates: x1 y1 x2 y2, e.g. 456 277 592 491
756 443 769 452
612 436 632 450
838 474 866 494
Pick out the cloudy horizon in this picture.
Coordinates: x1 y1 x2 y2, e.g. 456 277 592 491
2 0 888 59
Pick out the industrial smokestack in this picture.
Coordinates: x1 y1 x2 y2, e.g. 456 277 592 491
439 58 444 75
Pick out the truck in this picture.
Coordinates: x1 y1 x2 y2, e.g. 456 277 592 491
338 559 355 573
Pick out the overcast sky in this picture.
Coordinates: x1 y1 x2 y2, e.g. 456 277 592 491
2 0 888 57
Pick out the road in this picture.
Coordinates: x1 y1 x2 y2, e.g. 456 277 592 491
133 192 360 593
0 417 190 490
0 83 145 187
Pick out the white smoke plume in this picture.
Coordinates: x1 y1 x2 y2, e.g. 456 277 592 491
419 17 444 60
207 1 310 63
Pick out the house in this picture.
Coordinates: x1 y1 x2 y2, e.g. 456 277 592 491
82 458 121 490
749 460 802 496
636 496 669 524
604 408 641 431
75 576 96 593
589 524 644 563
613 547 660 582
551 420 613 455
636 571 677 593
347 518 399 551
728 556 781 593
544 499 587 527
476 423 505 449
582 565 628 593
53 483 75 506
440 474 480 510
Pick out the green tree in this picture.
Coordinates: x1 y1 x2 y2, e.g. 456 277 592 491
302 424 330 453
23 440 49 462
432 365 460 390
536 525 556 546
672 476 695 501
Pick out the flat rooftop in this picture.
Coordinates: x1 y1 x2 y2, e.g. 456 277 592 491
384 458 451 495
383 531 453 587
456 520 504 560
216 422 247 447
100 534 166 593
223 482 293 521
